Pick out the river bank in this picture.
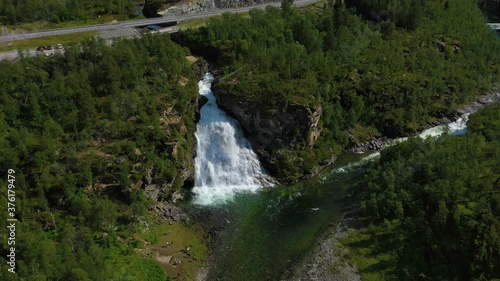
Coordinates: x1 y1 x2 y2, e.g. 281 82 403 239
280 204 362 281
345 92 500 153
282 99 500 281
169 33 500 277
181 60 500 279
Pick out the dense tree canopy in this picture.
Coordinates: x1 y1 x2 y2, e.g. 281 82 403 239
178 0 500 180
0 0 140 24
358 105 500 280
0 34 198 280
0 1 498 279
0 0 179 24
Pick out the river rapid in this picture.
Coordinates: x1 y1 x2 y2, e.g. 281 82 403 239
190 73 473 280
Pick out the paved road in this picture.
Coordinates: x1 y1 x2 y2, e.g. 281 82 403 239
0 28 175 60
0 0 320 43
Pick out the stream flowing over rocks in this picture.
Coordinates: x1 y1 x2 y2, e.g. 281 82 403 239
281 92 500 281
345 92 500 154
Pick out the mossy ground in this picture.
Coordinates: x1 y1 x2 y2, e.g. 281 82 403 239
339 224 399 281
144 218 208 280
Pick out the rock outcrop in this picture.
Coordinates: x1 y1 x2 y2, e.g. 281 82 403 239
159 0 278 16
479 0 500 21
195 95 209 123
344 137 386 154
213 82 323 181
153 202 188 222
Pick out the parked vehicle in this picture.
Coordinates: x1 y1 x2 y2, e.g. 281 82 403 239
36 46 45 51
46 46 53 50
55 44 63 49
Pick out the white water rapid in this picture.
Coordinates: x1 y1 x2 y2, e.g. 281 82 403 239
330 113 471 175
192 73 273 205
419 113 469 138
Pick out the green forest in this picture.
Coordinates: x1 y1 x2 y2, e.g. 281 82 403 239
0 0 499 280
177 0 500 181
0 0 175 24
0 34 199 280
0 0 141 24
347 105 500 281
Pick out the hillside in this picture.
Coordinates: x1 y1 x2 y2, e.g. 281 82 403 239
0 34 201 280
176 0 500 182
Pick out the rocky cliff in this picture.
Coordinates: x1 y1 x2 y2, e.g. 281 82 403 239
212 81 325 182
159 0 278 16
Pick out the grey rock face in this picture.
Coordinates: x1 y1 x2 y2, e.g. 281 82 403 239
212 83 323 179
160 0 278 16
153 202 188 222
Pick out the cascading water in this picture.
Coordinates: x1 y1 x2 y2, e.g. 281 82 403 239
419 113 470 138
192 73 273 205
330 113 471 175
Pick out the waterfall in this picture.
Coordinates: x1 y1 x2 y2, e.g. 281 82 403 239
192 73 273 205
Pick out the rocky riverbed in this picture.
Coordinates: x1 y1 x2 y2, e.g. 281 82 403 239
345 92 500 154
279 91 500 281
281 206 362 281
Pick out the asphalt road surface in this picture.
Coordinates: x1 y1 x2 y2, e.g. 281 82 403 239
0 0 320 43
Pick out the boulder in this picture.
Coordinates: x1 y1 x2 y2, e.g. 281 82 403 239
145 184 160 201
153 202 187 222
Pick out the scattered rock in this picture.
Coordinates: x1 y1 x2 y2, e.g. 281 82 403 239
344 137 386 154
159 0 278 16
145 166 154 185
281 206 362 281
145 184 160 201
131 180 143 190
115 155 127 164
186 55 199 64
153 202 188 222
188 206 229 250
169 191 184 203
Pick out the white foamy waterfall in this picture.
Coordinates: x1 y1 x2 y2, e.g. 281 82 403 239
192 73 273 205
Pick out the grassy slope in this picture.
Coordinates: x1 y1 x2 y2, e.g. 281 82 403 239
2 14 141 32
0 31 98 52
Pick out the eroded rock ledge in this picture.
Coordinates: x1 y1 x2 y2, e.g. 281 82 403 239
213 82 324 182
159 0 278 16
